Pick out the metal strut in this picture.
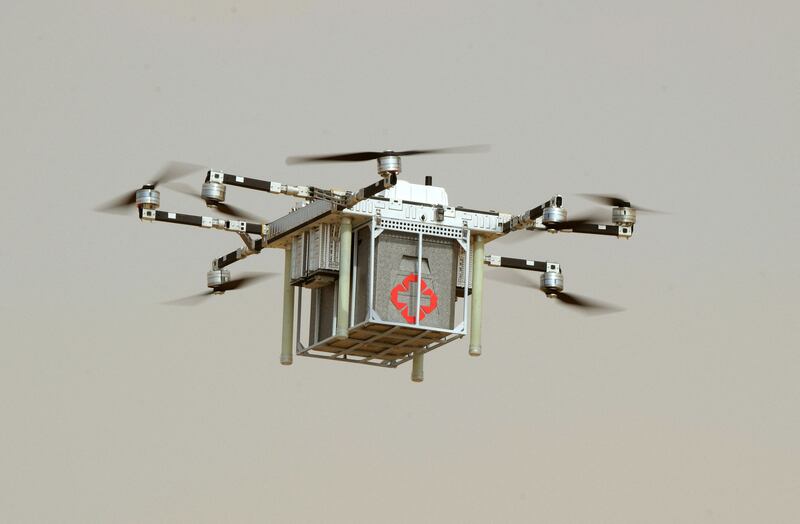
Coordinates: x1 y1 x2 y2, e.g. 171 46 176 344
140 208 267 235
469 234 485 356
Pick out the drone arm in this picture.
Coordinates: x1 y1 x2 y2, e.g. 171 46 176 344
212 245 264 272
213 248 248 270
561 223 633 238
484 255 549 272
141 209 267 235
210 171 283 194
503 196 560 233
146 209 206 227
521 201 553 224
209 170 330 200
346 174 398 207
211 234 268 270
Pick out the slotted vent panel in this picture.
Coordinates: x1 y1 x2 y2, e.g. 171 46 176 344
378 218 465 239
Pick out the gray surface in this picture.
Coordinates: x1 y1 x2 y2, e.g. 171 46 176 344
308 283 336 345
370 231 458 330
1 1 799 523
354 225 372 324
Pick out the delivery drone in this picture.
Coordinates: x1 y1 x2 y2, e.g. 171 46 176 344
99 146 653 382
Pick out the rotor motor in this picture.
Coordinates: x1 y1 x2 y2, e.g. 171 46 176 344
135 186 160 210
542 206 567 226
542 195 566 227
201 181 226 206
377 154 401 177
612 206 636 227
207 269 231 291
540 269 564 297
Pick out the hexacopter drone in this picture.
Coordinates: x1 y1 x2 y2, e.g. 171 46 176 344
100 146 652 382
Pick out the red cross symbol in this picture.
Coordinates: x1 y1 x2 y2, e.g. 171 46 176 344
390 273 439 324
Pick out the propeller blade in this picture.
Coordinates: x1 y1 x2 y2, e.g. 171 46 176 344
162 290 215 306
95 162 203 214
94 192 137 214
548 213 605 230
216 272 277 292
287 151 385 164
396 144 491 157
553 292 624 314
486 269 622 314
579 193 665 214
166 182 268 222
496 211 607 239
533 211 608 231
150 161 204 187
162 273 277 306
580 193 629 207
286 144 489 165
165 181 198 198
215 203 268 223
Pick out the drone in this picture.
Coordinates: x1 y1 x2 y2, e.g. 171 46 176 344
99 146 655 382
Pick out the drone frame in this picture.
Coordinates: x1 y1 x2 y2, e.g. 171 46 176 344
126 152 637 381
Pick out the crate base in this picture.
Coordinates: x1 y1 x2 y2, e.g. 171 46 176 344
297 321 464 368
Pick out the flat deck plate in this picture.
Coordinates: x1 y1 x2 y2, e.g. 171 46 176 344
297 321 463 368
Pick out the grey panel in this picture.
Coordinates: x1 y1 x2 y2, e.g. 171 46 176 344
268 199 334 241
354 226 371 325
308 283 337 345
372 231 457 330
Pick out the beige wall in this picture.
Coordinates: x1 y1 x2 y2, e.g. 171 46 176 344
1 1 798 522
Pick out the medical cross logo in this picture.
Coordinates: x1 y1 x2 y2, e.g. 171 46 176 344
389 273 439 324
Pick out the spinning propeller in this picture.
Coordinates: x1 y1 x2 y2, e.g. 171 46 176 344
167 182 267 223
163 272 276 306
485 270 622 314
497 212 608 243
542 212 608 231
95 162 203 214
579 193 665 213
286 144 489 164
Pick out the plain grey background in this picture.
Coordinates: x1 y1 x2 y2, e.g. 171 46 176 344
1 1 798 522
